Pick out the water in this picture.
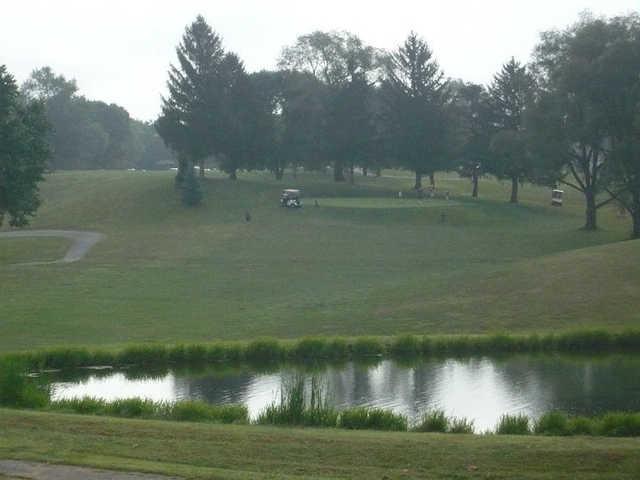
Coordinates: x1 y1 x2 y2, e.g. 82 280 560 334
46 354 640 431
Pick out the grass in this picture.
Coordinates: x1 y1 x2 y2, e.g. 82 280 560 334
496 414 532 435
48 397 249 424
6 330 640 371
2 408 640 479
0 237 70 266
0 170 637 353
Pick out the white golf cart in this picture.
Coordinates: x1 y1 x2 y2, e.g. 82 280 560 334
280 189 302 208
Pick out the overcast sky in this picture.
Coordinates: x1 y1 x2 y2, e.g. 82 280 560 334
2 0 637 121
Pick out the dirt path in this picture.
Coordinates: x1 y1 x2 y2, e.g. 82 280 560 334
0 230 104 265
0 460 180 480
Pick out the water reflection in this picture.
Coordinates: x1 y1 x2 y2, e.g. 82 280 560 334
49 354 640 431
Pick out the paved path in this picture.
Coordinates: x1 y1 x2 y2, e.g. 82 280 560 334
0 230 104 265
0 460 180 480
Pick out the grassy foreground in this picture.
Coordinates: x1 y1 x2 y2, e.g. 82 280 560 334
0 170 638 352
1 409 640 479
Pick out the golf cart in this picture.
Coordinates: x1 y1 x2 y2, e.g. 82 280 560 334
280 189 302 208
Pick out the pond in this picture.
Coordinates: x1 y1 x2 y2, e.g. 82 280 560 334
44 354 640 431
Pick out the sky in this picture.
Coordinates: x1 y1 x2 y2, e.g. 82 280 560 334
2 0 638 121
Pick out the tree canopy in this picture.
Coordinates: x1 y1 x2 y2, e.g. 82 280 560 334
0 65 49 227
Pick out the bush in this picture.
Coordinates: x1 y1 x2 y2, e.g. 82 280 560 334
339 407 408 431
496 414 530 435
414 410 449 433
567 416 594 435
181 167 203 206
595 412 640 437
0 359 49 408
534 412 570 436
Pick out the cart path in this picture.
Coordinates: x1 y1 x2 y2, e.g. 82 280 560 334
0 230 104 265
0 460 181 480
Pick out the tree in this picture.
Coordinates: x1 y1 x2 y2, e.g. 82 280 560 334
593 14 640 237
0 65 49 227
157 15 227 181
279 31 378 181
381 32 449 190
449 81 492 198
530 14 622 230
487 59 536 203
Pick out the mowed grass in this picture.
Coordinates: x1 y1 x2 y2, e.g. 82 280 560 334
0 238 69 266
0 169 638 352
2 409 640 479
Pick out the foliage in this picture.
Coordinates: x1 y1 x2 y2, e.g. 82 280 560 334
0 65 49 227
414 409 449 433
180 167 203 206
256 375 338 427
339 407 408 431
381 32 451 189
0 359 49 408
496 414 531 435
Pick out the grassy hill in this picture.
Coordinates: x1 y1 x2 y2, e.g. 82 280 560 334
2 409 640 479
0 170 638 352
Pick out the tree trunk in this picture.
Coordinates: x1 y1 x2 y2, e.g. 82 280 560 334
510 176 519 204
375 167 382 177
631 192 640 239
349 164 355 185
414 172 423 190
584 188 597 230
334 161 345 182
472 173 479 198
275 167 284 181
363 167 368 177
229 169 237 181
199 159 205 177
429 172 435 188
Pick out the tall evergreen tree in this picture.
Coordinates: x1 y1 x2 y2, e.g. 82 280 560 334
0 65 49 227
156 15 226 181
487 58 536 203
382 32 449 190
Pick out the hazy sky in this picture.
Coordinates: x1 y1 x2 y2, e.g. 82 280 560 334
2 0 637 121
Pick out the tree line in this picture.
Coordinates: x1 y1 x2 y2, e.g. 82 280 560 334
21 67 176 171
159 13 640 238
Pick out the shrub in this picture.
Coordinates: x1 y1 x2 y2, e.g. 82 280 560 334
567 416 594 435
534 412 570 436
496 414 530 435
0 359 49 408
595 412 640 437
339 407 407 431
414 410 449 433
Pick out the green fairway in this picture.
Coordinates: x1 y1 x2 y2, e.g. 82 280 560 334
1 409 639 479
0 170 638 352
0 237 70 266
